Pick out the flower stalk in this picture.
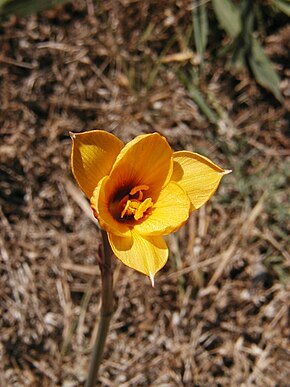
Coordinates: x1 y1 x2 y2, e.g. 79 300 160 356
71 130 231 382
85 230 114 387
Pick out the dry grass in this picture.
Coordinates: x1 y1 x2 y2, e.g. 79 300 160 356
0 1 289 386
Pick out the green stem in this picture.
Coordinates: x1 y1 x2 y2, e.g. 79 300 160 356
85 230 114 387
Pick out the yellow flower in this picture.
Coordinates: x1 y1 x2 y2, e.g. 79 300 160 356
71 130 230 285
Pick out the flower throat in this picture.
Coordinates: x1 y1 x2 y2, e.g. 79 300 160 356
113 185 153 222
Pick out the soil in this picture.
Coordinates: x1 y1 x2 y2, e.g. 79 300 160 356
0 1 289 386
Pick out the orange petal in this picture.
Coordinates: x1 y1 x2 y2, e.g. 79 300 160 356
171 151 230 210
90 176 131 236
108 133 173 201
108 230 168 279
135 181 190 236
71 130 124 199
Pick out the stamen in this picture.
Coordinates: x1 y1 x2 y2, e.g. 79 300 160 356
121 200 138 218
119 184 153 221
134 198 153 220
119 194 129 209
130 185 149 196
121 200 131 218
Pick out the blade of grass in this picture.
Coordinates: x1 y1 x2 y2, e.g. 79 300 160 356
178 71 218 124
271 0 290 17
146 34 176 91
192 0 208 70
0 0 10 8
61 277 94 356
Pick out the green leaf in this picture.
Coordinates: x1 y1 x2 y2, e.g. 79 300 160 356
271 0 290 17
230 1 254 68
211 0 241 38
248 36 283 102
0 0 11 8
0 0 71 17
192 1 208 68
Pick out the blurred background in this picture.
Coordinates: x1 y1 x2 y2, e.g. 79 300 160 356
0 0 289 386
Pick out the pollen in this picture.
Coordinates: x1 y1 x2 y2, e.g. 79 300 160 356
120 185 153 220
134 198 153 220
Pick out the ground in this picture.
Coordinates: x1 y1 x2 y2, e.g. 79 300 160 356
0 1 289 386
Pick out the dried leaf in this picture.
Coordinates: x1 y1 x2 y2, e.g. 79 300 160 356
161 51 195 63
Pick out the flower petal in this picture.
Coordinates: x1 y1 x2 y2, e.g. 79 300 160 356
108 133 173 200
171 151 228 210
108 230 168 279
71 130 124 199
90 176 131 236
135 181 190 236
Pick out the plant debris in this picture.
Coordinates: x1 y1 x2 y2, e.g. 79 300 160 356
0 1 289 386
